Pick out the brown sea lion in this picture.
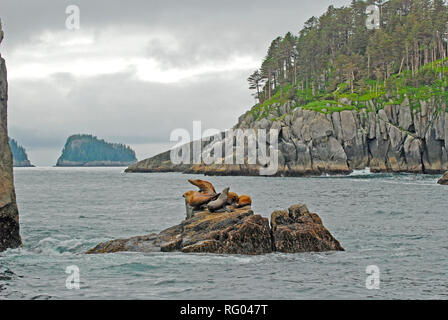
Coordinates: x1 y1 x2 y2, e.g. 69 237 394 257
236 195 252 208
188 179 216 195
227 192 239 205
207 187 231 213
183 191 220 209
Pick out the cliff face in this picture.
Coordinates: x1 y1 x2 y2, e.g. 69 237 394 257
234 99 447 175
0 21 22 252
127 98 448 176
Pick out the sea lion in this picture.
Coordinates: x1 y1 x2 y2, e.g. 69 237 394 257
207 187 231 213
236 195 252 208
188 179 216 195
227 192 239 205
183 191 220 209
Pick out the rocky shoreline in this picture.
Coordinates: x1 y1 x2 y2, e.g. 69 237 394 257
126 99 448 176
87 203 343 255
56 160 136 167
13 161 34 167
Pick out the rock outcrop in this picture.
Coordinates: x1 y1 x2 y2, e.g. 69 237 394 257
0 19 22 252
86 204 343 255
56 134 137 167
126 99 448 176
9 138 34 167
271 204 344 253
438 171 448 185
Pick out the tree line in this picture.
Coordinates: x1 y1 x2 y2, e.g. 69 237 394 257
59 134 137 163
248 0 448 102
9 138 30 162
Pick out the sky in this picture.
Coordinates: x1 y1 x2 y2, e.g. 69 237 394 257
0 0 350 166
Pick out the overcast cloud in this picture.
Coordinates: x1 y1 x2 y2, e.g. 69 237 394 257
0 0 350 165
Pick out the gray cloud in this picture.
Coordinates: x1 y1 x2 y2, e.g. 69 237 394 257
1 0 351 165
2 0 350 54
8 68 254 164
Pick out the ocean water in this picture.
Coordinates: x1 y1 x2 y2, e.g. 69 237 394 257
0 167 447 300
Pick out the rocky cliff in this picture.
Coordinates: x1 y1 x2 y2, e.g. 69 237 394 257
127 98 448 176
0 20 22 252
86 204 343 255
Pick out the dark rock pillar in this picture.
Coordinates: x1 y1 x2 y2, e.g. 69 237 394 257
0 19 22 252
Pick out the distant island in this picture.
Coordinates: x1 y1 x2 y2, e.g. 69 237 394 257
56 134 137 167
9 138 34 167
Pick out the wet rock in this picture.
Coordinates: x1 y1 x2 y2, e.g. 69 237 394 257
437 171 448 185
87 204 344 255
87 207 273 255
271 204 344 253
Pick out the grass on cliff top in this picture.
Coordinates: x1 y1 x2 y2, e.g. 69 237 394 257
249 58 448 120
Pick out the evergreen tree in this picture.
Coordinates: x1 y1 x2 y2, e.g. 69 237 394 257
249 0 448 104
247 70 264 101
57 134 137 164
9 138 32 165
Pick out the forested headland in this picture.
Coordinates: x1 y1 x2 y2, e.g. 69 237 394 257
126 0 448 176
56 134 137 167
247 0 448 119
9 138 33 167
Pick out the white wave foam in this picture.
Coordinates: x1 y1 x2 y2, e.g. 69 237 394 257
348 168 372 176
34 237 85 255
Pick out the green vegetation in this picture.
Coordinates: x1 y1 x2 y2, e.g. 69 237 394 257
58 134 137 163
247 0 448 119
9 138 32 165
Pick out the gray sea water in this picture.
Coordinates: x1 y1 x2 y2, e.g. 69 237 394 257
0 167 447 300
